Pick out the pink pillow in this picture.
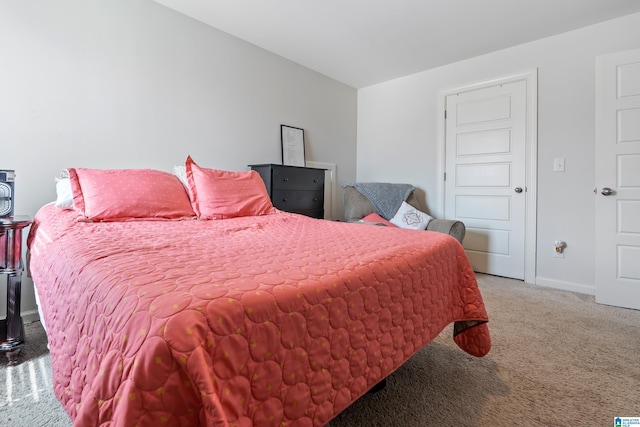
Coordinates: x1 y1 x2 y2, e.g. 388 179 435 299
185 156 275 219
361 213 397 227
68 168 195 221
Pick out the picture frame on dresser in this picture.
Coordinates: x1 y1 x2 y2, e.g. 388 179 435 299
281 124 306 167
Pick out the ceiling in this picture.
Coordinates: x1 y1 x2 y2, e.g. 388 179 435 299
153 0 640 88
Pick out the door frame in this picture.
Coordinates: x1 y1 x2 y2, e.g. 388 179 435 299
436 69 538 284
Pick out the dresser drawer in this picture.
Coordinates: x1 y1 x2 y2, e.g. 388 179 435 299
272 190 324 210
272 167 324 191
286 208 324 219
249 164 326 219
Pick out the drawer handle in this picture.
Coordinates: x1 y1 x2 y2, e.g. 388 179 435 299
282 199 287 203
313 198 318 202
313 179 318 183
283 178 289 182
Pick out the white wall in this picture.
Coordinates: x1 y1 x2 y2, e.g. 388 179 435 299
357 12 640 293
0 0 357 320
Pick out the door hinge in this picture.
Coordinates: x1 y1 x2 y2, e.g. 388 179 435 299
444 172 446 181
444 110 447 120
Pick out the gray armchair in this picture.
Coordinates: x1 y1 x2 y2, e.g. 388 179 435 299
343 186 466 243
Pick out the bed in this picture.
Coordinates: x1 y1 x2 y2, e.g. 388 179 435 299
27 158 491 426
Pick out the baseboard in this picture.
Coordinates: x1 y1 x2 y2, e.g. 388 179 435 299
22 309 40 324
535 277 596 295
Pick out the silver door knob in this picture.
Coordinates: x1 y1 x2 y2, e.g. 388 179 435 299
514 187 523 193
601 187 613 196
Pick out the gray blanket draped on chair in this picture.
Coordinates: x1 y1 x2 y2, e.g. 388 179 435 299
342 182 415 220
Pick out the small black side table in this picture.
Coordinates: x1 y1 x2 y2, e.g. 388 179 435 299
0 215 31 364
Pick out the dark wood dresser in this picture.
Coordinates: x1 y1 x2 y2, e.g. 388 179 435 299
249 164 325 219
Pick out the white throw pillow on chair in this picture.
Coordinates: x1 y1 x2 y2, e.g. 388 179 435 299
389 201 433 230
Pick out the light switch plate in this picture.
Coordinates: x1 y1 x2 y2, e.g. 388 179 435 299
553 158 565 172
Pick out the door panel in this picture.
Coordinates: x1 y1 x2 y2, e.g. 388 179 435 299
618 63 640 97
445 80 527 280
618 109 640 140
464 229 510 255
457 95 512 124
457 163 511 187
595 48 640 310
457 129 511 156
618 246 640 280
618 155 640 184
457 196 510 220
619 201 640 233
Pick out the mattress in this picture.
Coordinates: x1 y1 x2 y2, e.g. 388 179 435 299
27 203 490 426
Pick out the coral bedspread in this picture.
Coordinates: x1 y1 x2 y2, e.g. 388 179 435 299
27 203 490 427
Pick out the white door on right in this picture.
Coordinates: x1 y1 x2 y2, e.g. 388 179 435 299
595 48 640 310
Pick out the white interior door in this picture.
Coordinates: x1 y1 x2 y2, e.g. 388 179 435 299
445 80 527 280
595 49 640 310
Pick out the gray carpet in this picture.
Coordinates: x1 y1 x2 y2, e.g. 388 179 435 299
0 319 71 426
1 274 639 426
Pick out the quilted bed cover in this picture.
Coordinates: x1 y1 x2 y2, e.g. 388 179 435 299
27 204 491 427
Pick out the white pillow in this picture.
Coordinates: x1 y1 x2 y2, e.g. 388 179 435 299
54 176 74 209
389 201 433 230
173 165 188 188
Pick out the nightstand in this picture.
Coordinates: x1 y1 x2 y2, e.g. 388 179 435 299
249 164 325 219
0 215 31 364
